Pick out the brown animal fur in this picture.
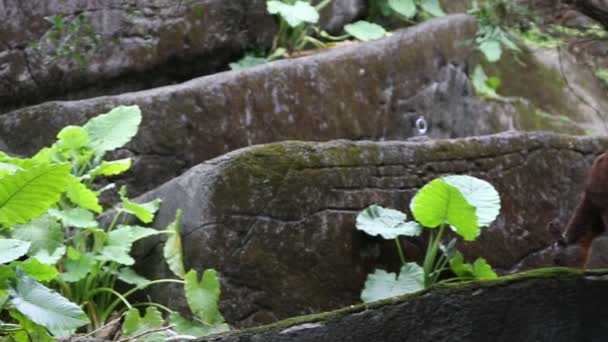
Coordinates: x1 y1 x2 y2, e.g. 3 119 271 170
562 152 608 267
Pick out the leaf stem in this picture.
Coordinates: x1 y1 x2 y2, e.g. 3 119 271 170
394 238 407 266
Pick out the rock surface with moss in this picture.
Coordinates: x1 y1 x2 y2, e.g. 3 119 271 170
195 269 608 342
130 131 608 328
0 15 481 197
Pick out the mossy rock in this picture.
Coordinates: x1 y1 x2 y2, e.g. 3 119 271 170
132 132 608 328
198 268 608 342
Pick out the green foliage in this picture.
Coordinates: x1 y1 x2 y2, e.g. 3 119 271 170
367 0 445 22
83 105 142 158
0 105 228 338
596 69 608 86
358 175 501 302
8 270 89 331
0 240 31 264
344 21 387 41
356 205 422 239
467 0 526 62
184 269 225 326
411 178 478 240
515 25 562 48
0 163 70 228
31 14 100 65
164 210 186 279
360 263 423 302
471 65 501 99
449 251 497 281
122 307 165 342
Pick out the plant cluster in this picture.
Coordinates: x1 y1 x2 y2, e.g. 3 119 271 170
231 0 446 70
356 175 500 302
31 14 100 65
0 106 227 340
367 0 445 23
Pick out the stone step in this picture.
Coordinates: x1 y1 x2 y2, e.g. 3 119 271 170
0 0 373 111
197 269 608 342
130 131 608 328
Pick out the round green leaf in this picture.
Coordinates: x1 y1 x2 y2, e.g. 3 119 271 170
356 205 422 239
344 21 387 41
83 105 142 156
411 179 478 240
479 40 502 62
56 126 90 150
442 175 501 228
361 263 424 303
388 0 416 18
267 1 319 27
420 0 446 17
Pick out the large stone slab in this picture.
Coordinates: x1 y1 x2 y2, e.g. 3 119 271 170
0 0 276 110
131 132 608 328
0 15 480 196
198 269 608 342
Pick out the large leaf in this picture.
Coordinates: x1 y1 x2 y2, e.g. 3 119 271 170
122 307 164 342
59 250 95 282
185 269 225 325
479 40 502 62
9 310 56 342
170 312 230 337
471 65 499 98
0 239 31 264
164 210 186 278
361 263 424 303
9 271 89 331
411 178 478 240
344 21 386 41
33 246 66 265
12 215 64 261
356 205 422 239
267 1 319 27
89 158 132 177
115 267 150 287
83 105 142 156
420 0 445 17
0 163 70 227
56 126 90 150
11 258 59 282
122 197 161 224
442 175 501 228
65 175 102 213
48 208 97 228
97 225 160 265
388 0 416 18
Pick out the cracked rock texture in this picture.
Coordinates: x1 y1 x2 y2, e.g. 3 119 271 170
0 15 482 197
0 15 598 199
0 0 276 110
130 132 608 328
197 269 608 342
0 0 376 110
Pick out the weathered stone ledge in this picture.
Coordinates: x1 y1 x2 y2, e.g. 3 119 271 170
0 15 478 196
197 268 608 342
131 132 608 327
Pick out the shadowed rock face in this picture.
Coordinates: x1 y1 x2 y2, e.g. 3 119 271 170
577 0 608 26
197 269 608 342
0 0 277 110
130 132 608 328
0 15 480 197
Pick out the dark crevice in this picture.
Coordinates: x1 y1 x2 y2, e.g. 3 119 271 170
0 47 246 113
